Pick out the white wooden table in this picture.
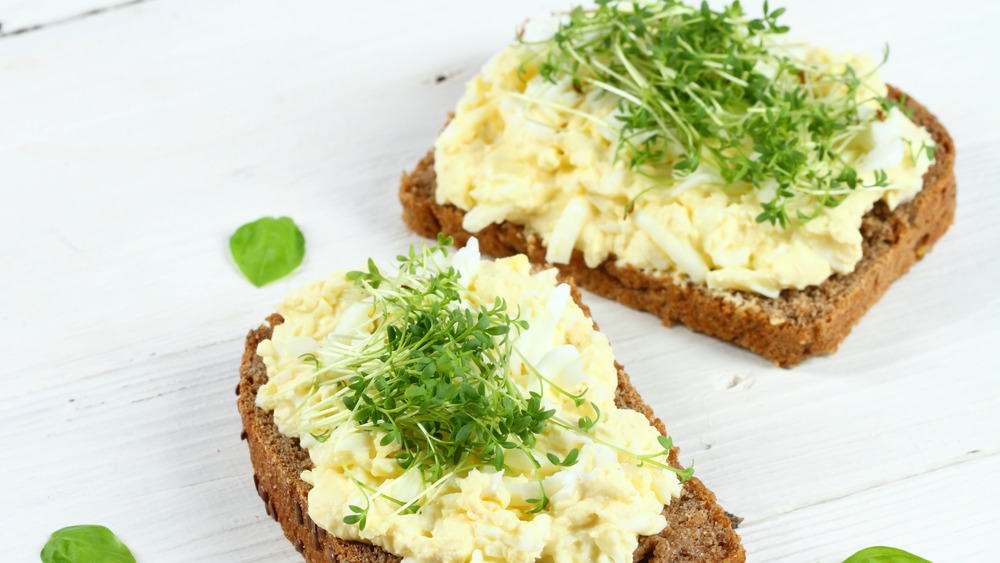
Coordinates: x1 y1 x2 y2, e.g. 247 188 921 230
3 1 998 561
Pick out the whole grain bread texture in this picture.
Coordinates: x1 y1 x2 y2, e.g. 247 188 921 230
238 293 746 563
399 87 956 367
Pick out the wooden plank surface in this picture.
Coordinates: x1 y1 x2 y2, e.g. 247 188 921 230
2 1 998 561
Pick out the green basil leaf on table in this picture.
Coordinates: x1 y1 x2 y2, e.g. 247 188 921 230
40 525 135 563
842 546 932 563
229 216 306 287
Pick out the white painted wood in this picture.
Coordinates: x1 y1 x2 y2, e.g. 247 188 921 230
1 0 998 561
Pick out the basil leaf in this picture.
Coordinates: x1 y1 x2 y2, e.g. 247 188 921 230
842 546 932 563
229 216 306 287
41 525 136 563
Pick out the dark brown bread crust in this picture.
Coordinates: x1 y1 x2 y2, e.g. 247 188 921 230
238 305 745 562
399 87 956 367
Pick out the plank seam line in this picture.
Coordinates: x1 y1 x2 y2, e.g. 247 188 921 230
0 0 159 39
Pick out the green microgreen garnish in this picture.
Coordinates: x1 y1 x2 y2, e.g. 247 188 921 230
519 0 914 227
283 234 692 530
578 401 601 432
902 138 935 165
309 429 332 443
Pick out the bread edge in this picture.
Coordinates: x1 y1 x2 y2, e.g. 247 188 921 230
398 87 956 367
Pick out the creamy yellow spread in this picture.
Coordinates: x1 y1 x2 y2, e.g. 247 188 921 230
256 240 682 563
433 42 935 297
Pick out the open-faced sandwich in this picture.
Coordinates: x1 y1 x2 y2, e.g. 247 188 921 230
400 0 955 366
237 236 744 562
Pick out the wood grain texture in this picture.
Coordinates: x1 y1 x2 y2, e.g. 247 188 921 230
1 0 998 561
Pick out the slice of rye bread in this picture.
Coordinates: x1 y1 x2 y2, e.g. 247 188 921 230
399 87 956 367
238 288 746 563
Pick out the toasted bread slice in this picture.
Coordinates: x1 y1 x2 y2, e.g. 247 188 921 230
398 87 955 367
238 284 746 562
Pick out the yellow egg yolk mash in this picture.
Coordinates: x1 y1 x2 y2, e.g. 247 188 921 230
433 42 934 298
256 241 683 563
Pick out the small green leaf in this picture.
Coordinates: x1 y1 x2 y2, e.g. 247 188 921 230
656 435 673 450
299 353 320 370
229 216 305 287
310 430 332 443
841 546 932 563
453 424 474 444
41 525 135 563
562 447 579 466
672 156 697 174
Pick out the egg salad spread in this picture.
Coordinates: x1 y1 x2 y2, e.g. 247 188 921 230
256 238 684 563
433 5 935 298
